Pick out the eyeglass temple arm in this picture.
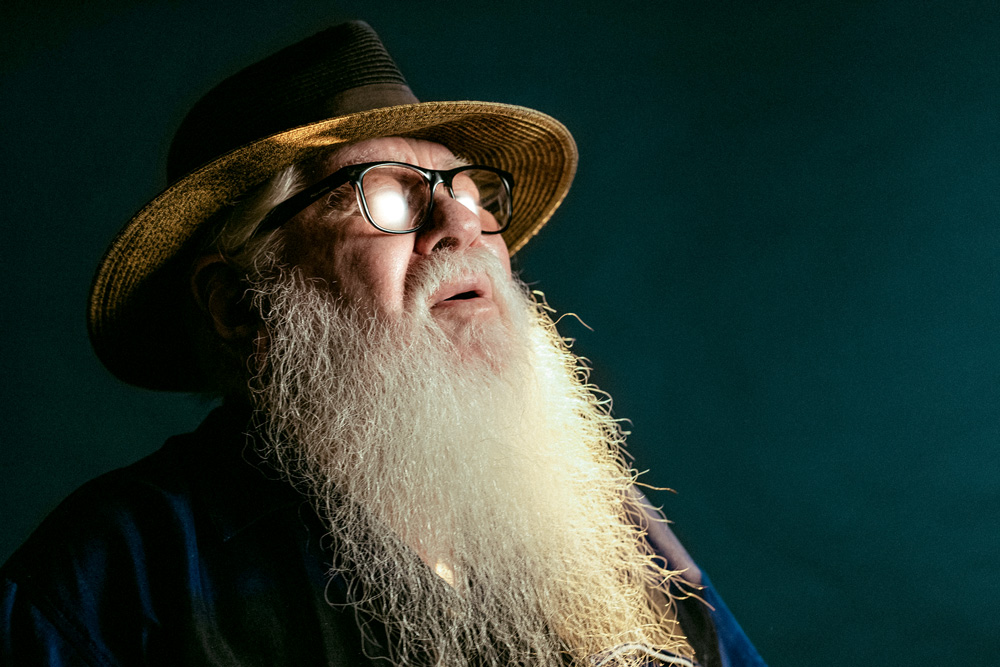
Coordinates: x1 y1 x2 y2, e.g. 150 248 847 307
255 169 355 237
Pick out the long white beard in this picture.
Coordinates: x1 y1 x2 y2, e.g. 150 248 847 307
246 249 689 666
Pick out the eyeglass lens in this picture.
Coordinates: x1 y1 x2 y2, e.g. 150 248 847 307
358 165 510 233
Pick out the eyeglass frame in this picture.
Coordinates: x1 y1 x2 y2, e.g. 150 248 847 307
254 161 516 238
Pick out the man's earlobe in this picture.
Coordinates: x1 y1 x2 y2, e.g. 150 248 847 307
190 254 259 341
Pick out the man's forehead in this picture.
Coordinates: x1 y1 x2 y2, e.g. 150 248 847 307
312 137 469 175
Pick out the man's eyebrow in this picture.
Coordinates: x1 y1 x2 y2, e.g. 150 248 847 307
325 151 470 172
442 156 471 169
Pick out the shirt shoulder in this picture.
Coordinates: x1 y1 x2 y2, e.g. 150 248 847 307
3 409 241 580
0 407 361 666
0 417 223 664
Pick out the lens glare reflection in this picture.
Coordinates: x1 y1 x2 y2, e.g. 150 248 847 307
359 164 509 233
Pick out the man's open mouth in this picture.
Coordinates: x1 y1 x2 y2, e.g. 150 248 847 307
444 290 481 301
430 275 492 307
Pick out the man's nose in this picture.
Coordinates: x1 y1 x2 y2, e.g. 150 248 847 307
413 185 483 255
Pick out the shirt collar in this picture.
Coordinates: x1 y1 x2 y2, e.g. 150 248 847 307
184 404 307 543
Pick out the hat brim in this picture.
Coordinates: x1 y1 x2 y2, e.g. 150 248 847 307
87 100 578 391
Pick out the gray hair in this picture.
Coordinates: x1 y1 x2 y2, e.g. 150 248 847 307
188 164 304 396
202 165 304 277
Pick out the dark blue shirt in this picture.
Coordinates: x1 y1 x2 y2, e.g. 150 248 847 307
1 408 766 666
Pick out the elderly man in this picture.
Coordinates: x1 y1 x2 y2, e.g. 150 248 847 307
1 22 765 667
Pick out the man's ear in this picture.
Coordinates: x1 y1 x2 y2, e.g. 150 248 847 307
190 254 259 341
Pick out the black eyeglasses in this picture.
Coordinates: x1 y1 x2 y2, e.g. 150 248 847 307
256 161 515 237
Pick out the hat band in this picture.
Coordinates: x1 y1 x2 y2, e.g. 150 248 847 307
323 82 419 116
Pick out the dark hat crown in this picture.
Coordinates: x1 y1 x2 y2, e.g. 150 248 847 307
167 21 416 182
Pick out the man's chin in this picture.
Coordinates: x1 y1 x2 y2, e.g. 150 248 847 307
430 304 513 365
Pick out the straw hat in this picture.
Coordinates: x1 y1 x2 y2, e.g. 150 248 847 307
87 21 577 392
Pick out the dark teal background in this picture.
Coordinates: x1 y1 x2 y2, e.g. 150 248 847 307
3 2 998 664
